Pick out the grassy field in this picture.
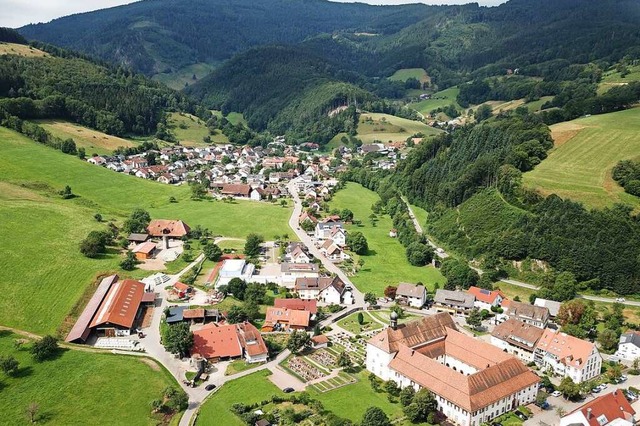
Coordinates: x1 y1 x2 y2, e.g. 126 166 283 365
0 128 292 334
408 86 462 115
0 42 48 57
357 112 441 144
152 62 217 91
168 112 229 146
389 68 430 85
329 183 445 295
0 331 178 425
599 65 640 94
523 107 640 209
34 119 136 155
336 311 384 334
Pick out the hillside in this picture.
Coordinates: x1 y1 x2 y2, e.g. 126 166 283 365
356 112 441 144
523 107 640 209
0 128 292 334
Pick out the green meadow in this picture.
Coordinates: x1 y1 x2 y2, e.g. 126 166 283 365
0 331 178 425
356 112 441 144
523 107 640 209
0 127 292 334
168 112 229 146
329 183 445 295
408 86 462 115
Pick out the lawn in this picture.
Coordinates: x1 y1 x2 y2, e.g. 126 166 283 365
0 128 292 334
196 370 280 425
599 65 640 94
152 62 217 91
408 86 462 115
523 107 640 209
329 183 445 295
225 359 263 376
0 331 179 425
0 42 48 58
388 68 430 85
168 112 229 146
35 119 137 155
356 112 442 144
410 203 429 231
336 311 384 334
368 310 418 325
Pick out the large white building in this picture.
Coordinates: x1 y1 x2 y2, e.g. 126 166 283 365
216 259 255 287
534 329 602 384
490 318 544 364
294 276 349 305
396 283 427 308
615 331 640 362
366 313 540 426
560 390 635 426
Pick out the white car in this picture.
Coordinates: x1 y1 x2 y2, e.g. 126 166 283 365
616 297 626 302
551 391 562 397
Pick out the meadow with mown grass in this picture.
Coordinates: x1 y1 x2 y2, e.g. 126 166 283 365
523 107 640 209
356 112 441 144
0 128 292 334
329 183 445 295
34 119 137 155
168 112 229 146
0 331 179 425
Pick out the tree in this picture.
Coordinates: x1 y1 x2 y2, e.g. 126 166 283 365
364 293 377 306
226 305 248 324
399 386 415 407
348 232 368 255
441 259 479 290
226 278 247 300
557 299 597 338
26 402 39 424
313 324 322 336
337 351 351 369
242 300 260 322
244 283 266 305
244 233 264 257
122 208 151 234
0 355 19 376
361 406 390 426
94 213 102 222
357 312 364 325
119 250 138 271
30 335 59 362
368 372 381 392
598 328 619 352
540 271 578 302
384 380 400 397
60 185 74 199
607 363 623 381
536 390 548 406
286 330 311 353
558 377 581 400
404 389 437 423
466 308 483 330
384 286 397 300
162 322 194 358
340 209 354 222
79 233 106 258
190 182 208 200
406 242 434 266
203 242 222 261
474 104 493 122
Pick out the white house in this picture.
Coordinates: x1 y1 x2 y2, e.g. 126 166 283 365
467 286 506 311
366 313 540 426
329 227 347 246
534 329 602 383
285 245 311 264
249 188 262 201
216 259 255 288
314 222 345 242
279 263 320 288
490 318 544 364
560 390 635 426
294 276 347 305
615 331 640 362
395 283 427 308
319 239 350 262
505 301 549 329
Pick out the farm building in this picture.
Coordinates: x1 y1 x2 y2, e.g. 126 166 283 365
191 322 268 363
146 219 191 249
261 307 310 332
132 241 157 260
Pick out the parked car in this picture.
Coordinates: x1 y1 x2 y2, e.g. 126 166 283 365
205 384 216 391
514 410 528 420
620 375 628 382
535 401 550 410
551 391 562 397
283 387 294 393
592 387 601 393
616 297 626 302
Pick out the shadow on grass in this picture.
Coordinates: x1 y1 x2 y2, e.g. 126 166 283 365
364 249 377 256
14 366 34 379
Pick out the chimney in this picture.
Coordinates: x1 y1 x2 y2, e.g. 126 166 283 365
587 408 592 419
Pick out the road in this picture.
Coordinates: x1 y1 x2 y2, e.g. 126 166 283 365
286 179 365 307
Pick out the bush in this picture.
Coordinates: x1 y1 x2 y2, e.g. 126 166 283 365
31 335 59 362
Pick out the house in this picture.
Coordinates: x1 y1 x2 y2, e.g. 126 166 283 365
314 222 345 241
366 313 540 426
220 183 252 198
172 282 192 298
191 322 268 363
467 287 506 311
127 233 149 244
490 318 545 363
533 298 562 318
433 289 475 316
285 245 311 264
217 259 255 287
132 241 156 261
319 239 350 262
328 227 347 246
261 307 310 332
395 283 427 308
165 306 186 325
88 279 146 337
311 334 329 349
299 212 318 226
505 301 549 329
294 276 347 305
280 263 320 288
534 329 602 383
249 188 262 201
560 390 635 426
146 219 191 249
274 298 317 315
615 331 640 362
87 156 107 166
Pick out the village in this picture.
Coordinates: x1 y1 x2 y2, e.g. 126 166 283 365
61 164 640 426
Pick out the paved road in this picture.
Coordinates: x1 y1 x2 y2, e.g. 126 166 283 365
286 179 365 308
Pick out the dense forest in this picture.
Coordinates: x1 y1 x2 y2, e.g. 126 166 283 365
345 111 640 296
0 38 192 137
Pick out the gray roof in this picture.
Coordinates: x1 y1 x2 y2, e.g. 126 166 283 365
281 263 319 273
434 289 474 308
533 298 561 317
316 222 344 231
620 331 640 348
507 301 549 323
166 306 185 324
396 283 426 299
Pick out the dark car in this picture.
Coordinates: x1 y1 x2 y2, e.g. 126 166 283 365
283 387 294 393
205 384 216 391
514 410 528 420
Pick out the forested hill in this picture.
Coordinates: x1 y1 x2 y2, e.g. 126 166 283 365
18 0 432 76
0 32 192 138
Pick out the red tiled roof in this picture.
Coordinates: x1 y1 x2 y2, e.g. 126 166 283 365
133 241 156 254
263 307 310 328
89 279 145 329
237 322 268 357
312 335 329 344
274 298 317 314
220 184 251 196
183 309 205 319
467 286 506 304
568 390 635 426
536 329 596 370
66 274 118 342
192 323 242 359
146 219 191 238
173 282 190 292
